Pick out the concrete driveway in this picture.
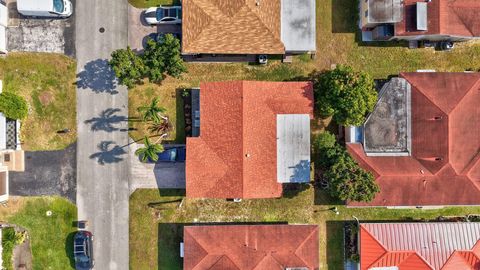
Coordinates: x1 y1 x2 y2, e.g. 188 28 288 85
9 143 76 202
6 0 75 56
128 4 181 52
129 141 185 194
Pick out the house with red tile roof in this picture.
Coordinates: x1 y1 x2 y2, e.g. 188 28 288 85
360 0 480 42
183 224 319 270
186 81 314 199
359 222 480 270
345 72 480 207
181 0 316 56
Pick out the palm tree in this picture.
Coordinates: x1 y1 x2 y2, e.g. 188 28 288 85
137 97 166 123
148 116 173 136
135 137 164 162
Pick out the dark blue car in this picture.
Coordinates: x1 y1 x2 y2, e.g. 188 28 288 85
157 146 186 162
74 231 94 270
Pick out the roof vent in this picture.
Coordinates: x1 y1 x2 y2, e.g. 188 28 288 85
416 2 428 31
434 116 443 120
245 153 251 158
435 157 443 161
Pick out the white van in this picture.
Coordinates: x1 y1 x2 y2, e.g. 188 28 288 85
17 0 73 18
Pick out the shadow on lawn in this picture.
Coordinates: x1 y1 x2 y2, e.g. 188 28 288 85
326 221 347 270
65 231 76 269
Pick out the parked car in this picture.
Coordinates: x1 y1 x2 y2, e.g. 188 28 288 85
17 0 73 18
144 6 182 25
157 146 186 162
74 231 94 270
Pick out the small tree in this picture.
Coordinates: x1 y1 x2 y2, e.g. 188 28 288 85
148 117 172 136
135 137 164 162
319 143 380 203
324 150 379 202
313 65 377 126
137 97 166 123
109 47 146 88
142 34 186 83
312 131 336 154
0 92 28 120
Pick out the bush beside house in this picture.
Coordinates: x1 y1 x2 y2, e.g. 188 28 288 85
0 92 28 120
314 131 379 203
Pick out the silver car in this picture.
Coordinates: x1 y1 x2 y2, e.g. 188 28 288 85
144 6 182 25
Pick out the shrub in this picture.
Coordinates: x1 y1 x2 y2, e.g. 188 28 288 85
0 92 28 120
312 131 336 154
313 65 377 126
319 143 379 203
142 34 186 83
2 227 16 270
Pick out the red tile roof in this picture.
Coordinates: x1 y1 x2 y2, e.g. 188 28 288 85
395 0 480 37
348 72 480 206
183 225 319 270
186 81 314 199
360 223 480 270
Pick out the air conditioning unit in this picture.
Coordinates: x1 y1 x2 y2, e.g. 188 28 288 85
257 54 268 65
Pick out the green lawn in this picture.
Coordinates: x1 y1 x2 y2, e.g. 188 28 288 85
129 0 480 268
128 0 480 143
130 189 480 270
0 53 77 151
0 197 77 270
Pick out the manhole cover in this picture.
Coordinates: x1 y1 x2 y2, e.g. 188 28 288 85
99 27 105 33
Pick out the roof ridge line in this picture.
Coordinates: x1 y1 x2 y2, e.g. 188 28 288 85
448 2 476 37
184 0 213 50
241 81 246 198
360 225 389 269
242 3 284 48
293 227 318 267
442 250 474 270
185 229 210 269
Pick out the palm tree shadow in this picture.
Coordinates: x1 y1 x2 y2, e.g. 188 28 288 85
84 108 128 132
89 141 126 165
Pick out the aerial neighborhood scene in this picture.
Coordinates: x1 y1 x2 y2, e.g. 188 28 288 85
0 0 478 269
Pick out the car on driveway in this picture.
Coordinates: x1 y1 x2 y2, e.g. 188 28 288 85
144 6 182 25
74 231 94 270
157 146 186 162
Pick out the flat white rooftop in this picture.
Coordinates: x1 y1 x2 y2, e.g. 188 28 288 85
281 0 316 52
276 114 310 183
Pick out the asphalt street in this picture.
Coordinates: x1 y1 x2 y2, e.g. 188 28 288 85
75 0 129 269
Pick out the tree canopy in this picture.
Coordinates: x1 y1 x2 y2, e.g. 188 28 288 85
313 65 377 126
317 133 380 203
109 46 146 88
109 34 186 87
135 137 164 163
137 97 166 123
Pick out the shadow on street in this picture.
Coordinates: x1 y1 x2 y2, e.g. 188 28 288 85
77 59 119 94
89 141 127 165
84 108 128 132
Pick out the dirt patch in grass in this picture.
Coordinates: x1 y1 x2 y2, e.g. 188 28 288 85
38 91 54 106
0 53 77 151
